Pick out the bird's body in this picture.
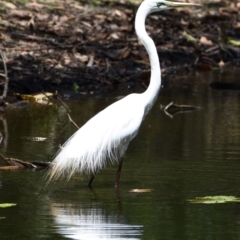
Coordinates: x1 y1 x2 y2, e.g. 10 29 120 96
47 0 200 187
50 93 145 180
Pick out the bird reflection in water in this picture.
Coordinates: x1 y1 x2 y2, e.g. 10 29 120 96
51 203 143 240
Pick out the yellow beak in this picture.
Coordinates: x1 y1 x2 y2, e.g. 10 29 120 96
164 1 201 8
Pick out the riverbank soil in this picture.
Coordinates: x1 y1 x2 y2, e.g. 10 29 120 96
0 0 240 98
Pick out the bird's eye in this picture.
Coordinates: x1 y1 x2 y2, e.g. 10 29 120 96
157 2 165 7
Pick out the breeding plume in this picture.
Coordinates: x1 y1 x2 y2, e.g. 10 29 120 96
47 0 200 187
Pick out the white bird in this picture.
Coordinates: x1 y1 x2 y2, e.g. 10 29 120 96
47 0 200 188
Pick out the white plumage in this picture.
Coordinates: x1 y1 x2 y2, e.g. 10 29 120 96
47 0 200 187
49 94 144 180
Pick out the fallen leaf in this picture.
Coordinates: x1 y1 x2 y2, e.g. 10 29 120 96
1 1 16 9
183 31 198 43
25 2 44 9
14 92 53 104
129 189 153 193
0 166 21 170
0 203 17 208
74 53 88 63
218 59 225 67
200 36 213 45
21 137 48 142
110 33 119 39
188 196 240 204
228 38 240 47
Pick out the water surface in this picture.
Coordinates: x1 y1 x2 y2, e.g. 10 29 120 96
0 70 240 239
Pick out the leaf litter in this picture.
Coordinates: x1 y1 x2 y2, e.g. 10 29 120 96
0 0 239 97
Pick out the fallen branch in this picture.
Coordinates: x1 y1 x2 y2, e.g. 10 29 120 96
163 102 202 117
0 154 37 169
0 153 51 170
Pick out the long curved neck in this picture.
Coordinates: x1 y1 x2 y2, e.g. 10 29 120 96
135 2 161 115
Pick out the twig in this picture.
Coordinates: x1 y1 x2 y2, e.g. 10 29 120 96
164 102 173 112
56 94 71 112
41 91 52 100
68 114 79 129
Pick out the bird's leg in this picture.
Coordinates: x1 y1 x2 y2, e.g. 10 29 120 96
115 157 123 188
88 174 95 188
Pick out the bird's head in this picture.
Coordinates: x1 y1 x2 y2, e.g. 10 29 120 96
145 0 201 13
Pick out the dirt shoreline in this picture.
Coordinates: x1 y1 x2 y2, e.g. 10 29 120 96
0 0 239 99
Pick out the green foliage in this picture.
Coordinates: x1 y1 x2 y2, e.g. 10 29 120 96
72 82 79 93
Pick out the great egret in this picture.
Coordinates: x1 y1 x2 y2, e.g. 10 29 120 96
47 0 200 188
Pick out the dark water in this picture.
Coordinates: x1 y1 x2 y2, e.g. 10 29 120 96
1 70 240 239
